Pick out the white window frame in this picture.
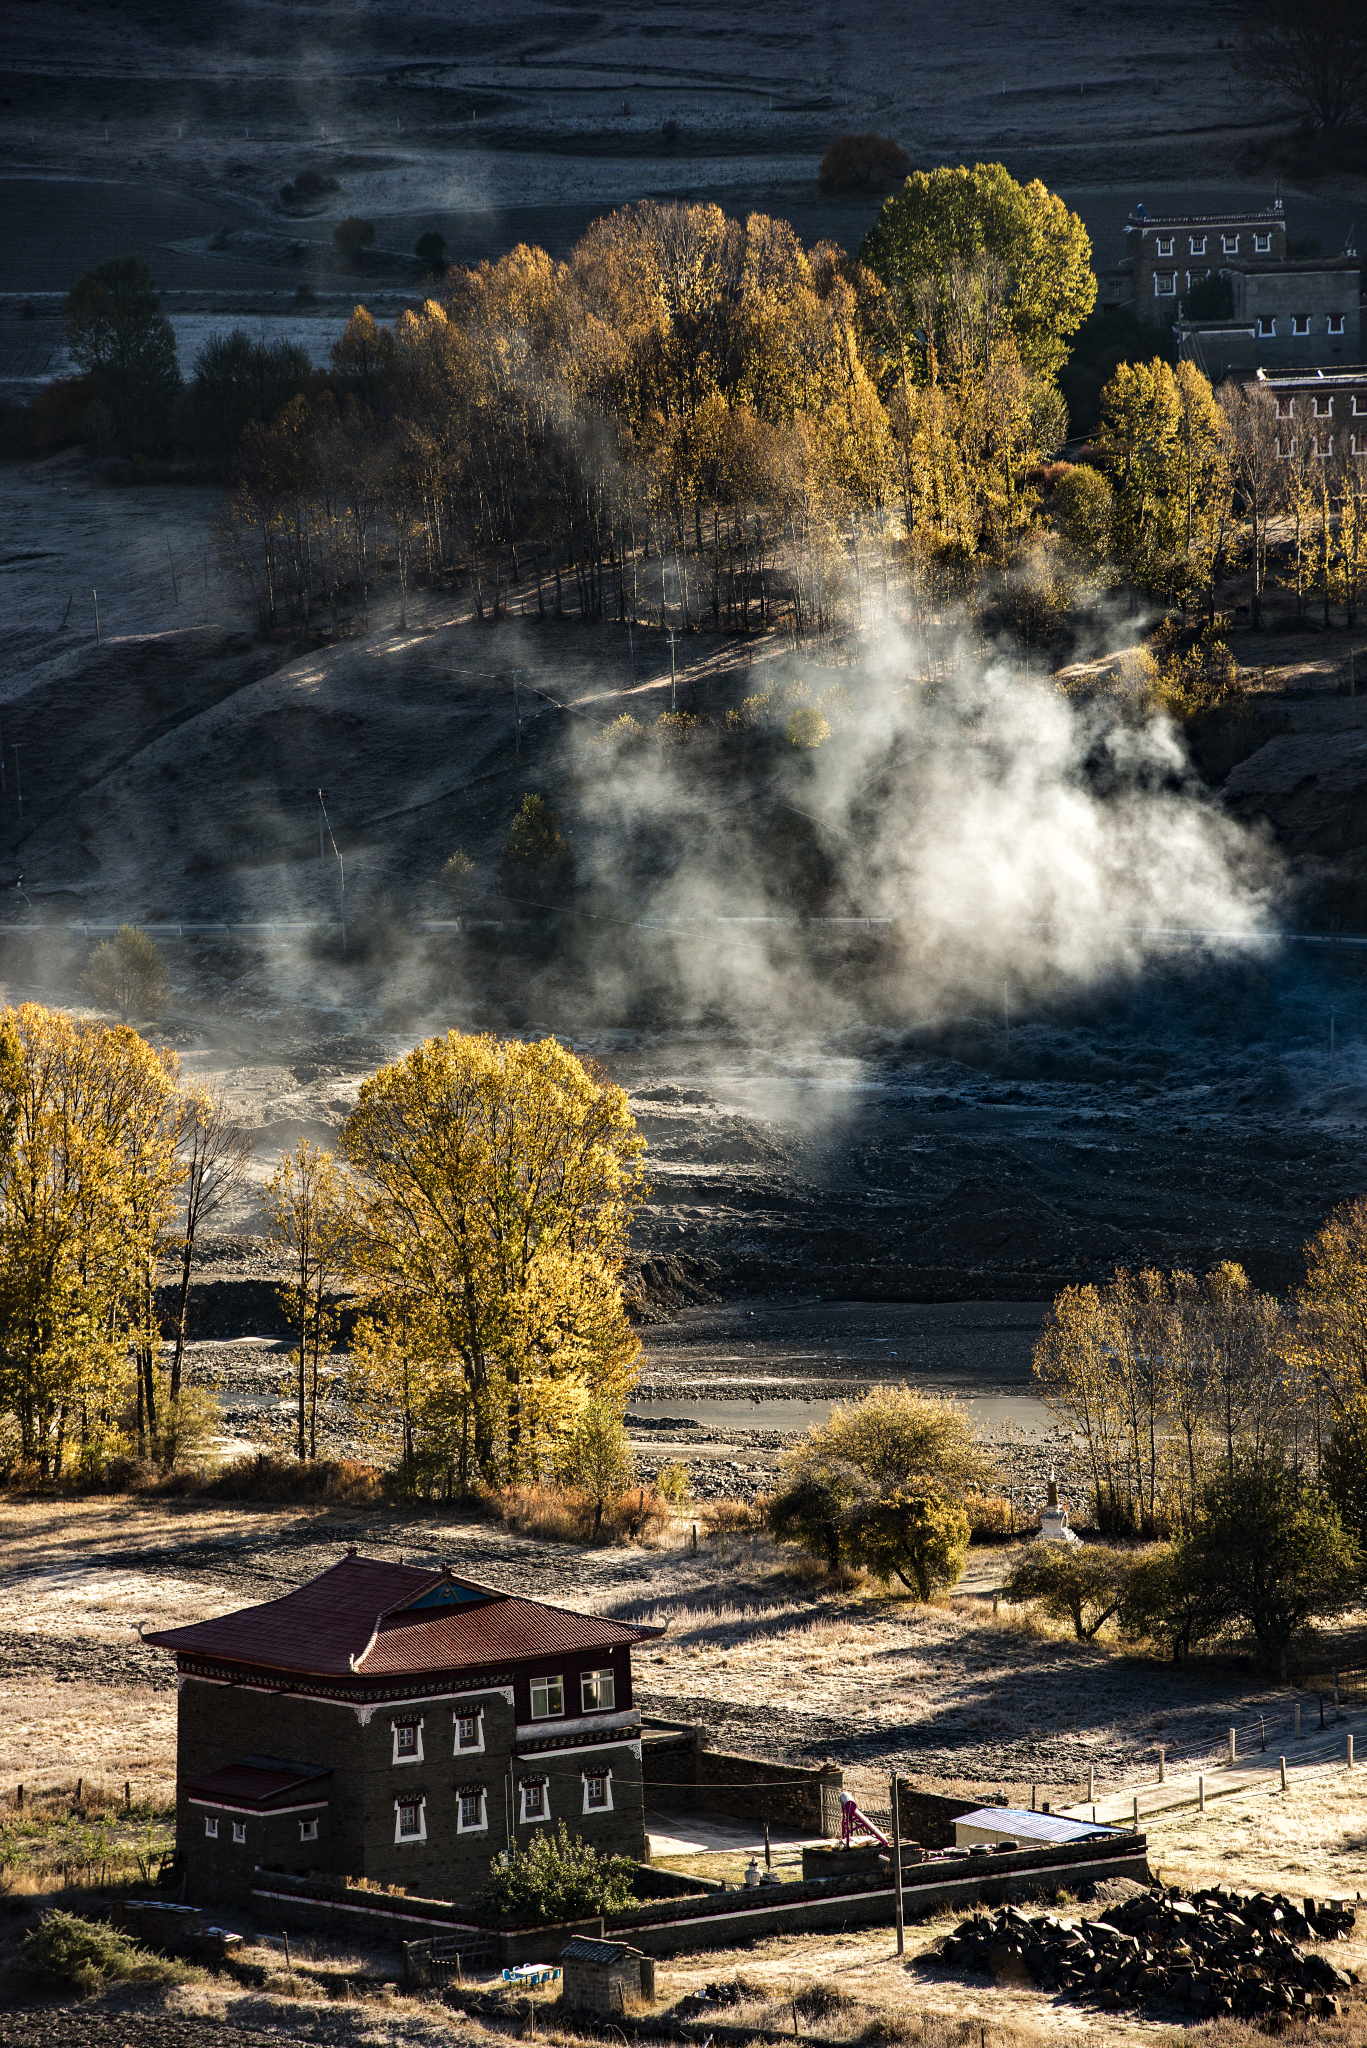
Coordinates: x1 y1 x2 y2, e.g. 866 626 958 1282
1352 396 1367 416
457 1787 489 1834
1292 315 1310 336
1275 437 1295 458
1314 396 1334 417
1222 234 1239 255
529 1675 564 1720
391 1717 424 1766
1352 434 1365 456
1257 317 1276 337
1254 233 1271 253
1190 235 1207 256
1328 315 1345 336
394 1795 427 1844
519 1777 551 1825
232 1820 247 1845
1156 236 1174 257
299 1817 319 1842
580 1667 616 1713
453 1708 485 1755
1154 272 1177 297
1315 434 1333 459
204 1816 219 1839
582 1769 614 1815
1276 396 1294 417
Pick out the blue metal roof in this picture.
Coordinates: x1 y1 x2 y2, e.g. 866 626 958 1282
957 1806 1120 1843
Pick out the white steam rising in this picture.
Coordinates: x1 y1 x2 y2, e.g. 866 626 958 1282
575 626 1280 1029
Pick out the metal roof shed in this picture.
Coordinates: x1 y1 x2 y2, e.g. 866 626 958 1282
954 1807 1122 1850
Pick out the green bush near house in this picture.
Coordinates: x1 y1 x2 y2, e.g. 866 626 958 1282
16 1910 190 1994
477 1821 637 1920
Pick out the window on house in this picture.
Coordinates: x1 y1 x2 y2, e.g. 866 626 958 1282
204 1816 219 1839
581 1667 616 1713
395 1797 426 1842
583 1772 612 1813
300 1818 319 1842
1189 235 1207 256
1353 435 1365 456
519 1778 549 1824
1276 396 1294 417
458 1788 488 1833
1222 234 1239 254
392 1718 423 1765
1257 317 1276 337
1254 234 1272 253
232 1821 247 1844
1292 316 1310 336
1156 236 1174 257
529 1675 564 1719
1275 437 1295 458
1154 272 1177 296
454 1710 484 1753
1354 396 1367 416
1315 434 1333 458
1314 397 1334 417
1328 315 1345 336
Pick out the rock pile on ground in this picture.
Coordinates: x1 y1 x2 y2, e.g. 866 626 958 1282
935 1884 1358 2019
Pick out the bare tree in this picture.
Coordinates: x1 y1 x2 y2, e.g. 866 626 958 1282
1220 379 1285 629
169 1089 253 1407
1237 0 1367 135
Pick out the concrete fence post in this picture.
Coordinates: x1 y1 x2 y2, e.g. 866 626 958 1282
1198 1774 1205 1813
1349 1734 1355 1769
1229 1728 1237 1764
1295 1701 1301 1740
1088 1766 1095 1802
1158 1748 1166 1784
1132 1795 1139 1831
1280 1756 1287 1792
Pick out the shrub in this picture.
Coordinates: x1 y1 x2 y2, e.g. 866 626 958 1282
817 133 910 195
199 1453 383 1504
655 1460 690 1506
593 713 647 749
1052 464 1114 569
279 167 339 207
83 924 169 1022
477 1821 637 1920
440 848 478 913
500 792 575 906
154 1385 221 1471
1004 1542 1136 1639
843 1489 970 1598
415 230 447 274
16 1911 187 1994
557 1402 635 1537
964 1491 1015 1539
785 707 831 748
333 216 376 266
702 1496 765 1534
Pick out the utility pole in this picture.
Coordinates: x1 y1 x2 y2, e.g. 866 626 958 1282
318 790 345 953
512 669 522 754
667 629 677 714
891 1775 904 1956
627 618 636 687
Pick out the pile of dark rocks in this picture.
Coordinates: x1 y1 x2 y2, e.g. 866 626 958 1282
934 1884 1358 2019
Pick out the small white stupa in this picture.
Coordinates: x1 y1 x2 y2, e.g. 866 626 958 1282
1038 1468 1079 1545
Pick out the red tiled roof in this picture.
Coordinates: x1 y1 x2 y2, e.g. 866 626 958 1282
185 1756 332 1808
143 1553 662 1680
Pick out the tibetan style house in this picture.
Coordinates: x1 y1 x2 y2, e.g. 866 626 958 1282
144 1549 662 1905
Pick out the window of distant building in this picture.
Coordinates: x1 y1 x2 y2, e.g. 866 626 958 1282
1155 272 1177 296
1258 317 1276 337
1275 438 1295 458
232 1821 246 1844
1313 396 1334 417
583 1771 613 1814
581 1667 616 1713
1276 395 1295 417
392 1718 423 1765
529 1675 564 1719
454 1709 485 1755
1352 435 1365 456
1292 316 1310 336
1328 315 1345 336
1222 234 1240 255
1188 269 1210 290
457 1787 488 1833
1189 235 1207 256
395 1796 426 1843
1315 434 1333 458
299 1818 319 1842
204 1816 219 1839
519 1777 550 1825
1156 236 1175 256
1254 233 1272 253
1353 396 1367 416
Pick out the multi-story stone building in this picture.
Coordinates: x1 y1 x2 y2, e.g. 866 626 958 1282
145 1549 662 1905
1099 201 1362 376
1254 365 1367 459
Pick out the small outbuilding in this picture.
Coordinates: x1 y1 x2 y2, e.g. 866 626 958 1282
560 1935 653 2014
954 1807 1121 1851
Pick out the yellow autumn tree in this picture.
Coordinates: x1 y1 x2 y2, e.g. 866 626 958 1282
340 1032 645 1491
0 1005 184 1475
